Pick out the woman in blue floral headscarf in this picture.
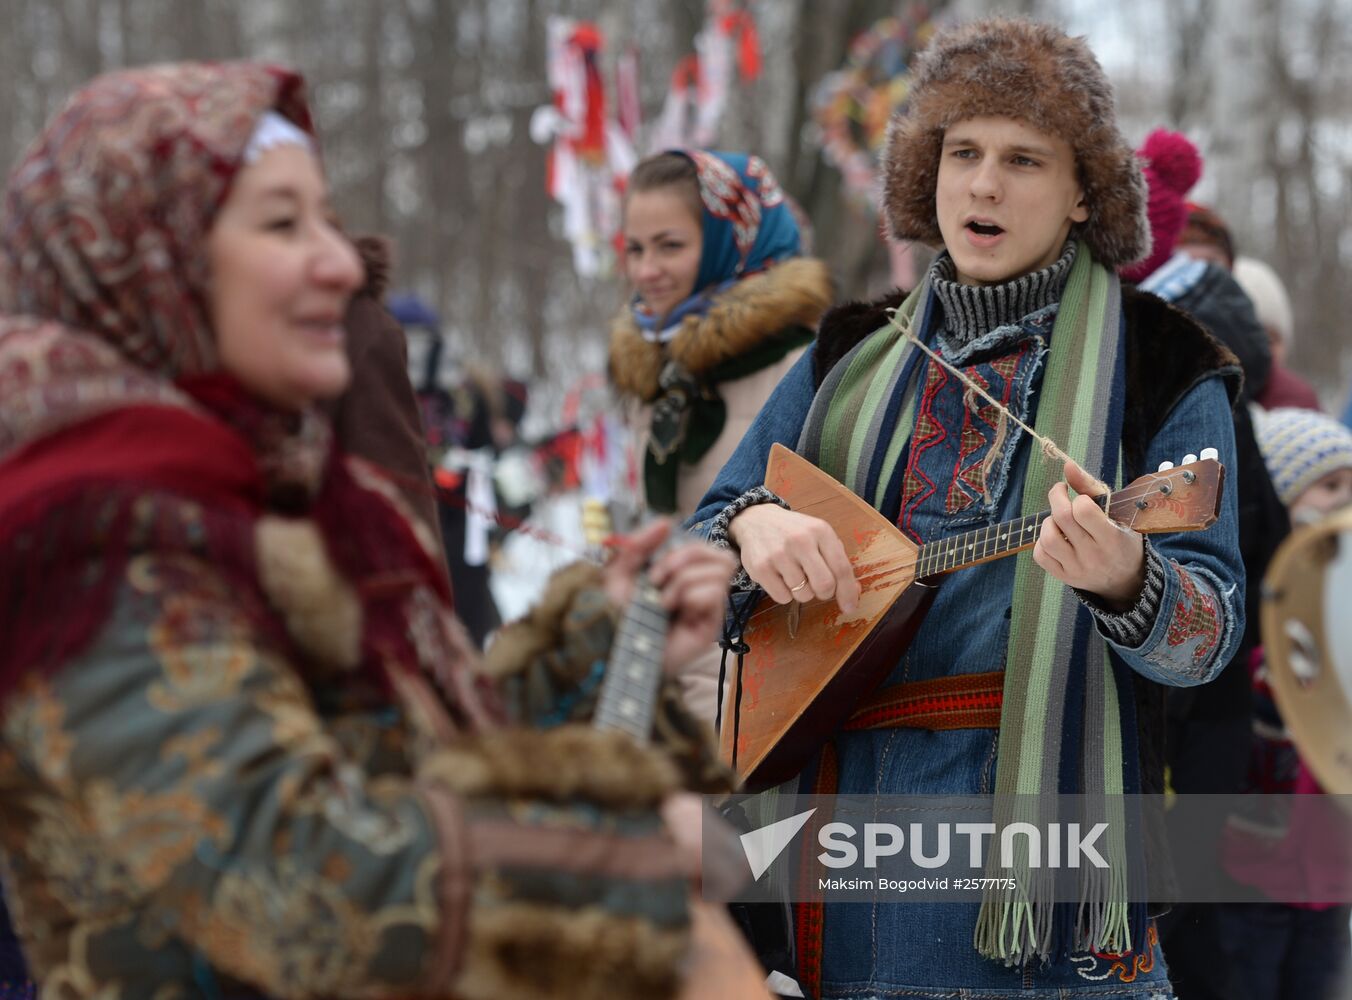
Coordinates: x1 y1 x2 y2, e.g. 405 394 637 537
610 150 833 520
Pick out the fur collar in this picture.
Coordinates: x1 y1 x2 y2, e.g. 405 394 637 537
609 257 833 402
812 287 910 387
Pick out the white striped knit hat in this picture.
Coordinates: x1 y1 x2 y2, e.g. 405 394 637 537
1253 406 1352 507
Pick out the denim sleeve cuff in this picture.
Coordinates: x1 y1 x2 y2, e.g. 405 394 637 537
1077 541 1166 649
707 486 790 591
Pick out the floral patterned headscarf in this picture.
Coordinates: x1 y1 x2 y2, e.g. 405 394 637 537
0 65 487 724
630 149 801 340
0 63 333 496
683 150 800 293
0 62 313 378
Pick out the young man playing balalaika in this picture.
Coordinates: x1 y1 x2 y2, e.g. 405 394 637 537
689 17 1244 999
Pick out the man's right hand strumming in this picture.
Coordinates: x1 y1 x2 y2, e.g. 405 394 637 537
727 504 861 612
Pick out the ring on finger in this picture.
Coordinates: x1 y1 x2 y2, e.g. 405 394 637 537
789 578 810 593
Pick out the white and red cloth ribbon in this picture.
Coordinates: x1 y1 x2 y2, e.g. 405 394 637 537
649 0 761 151
530 18 637 277
530 5 761 277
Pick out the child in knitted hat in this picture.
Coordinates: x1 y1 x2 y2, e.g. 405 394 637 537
1254 407 1352 523
690 15 1245 998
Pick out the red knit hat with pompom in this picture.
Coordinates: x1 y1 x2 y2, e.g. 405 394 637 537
1120 129 1202 283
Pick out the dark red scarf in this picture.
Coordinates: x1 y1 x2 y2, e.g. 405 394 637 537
0 371 472 709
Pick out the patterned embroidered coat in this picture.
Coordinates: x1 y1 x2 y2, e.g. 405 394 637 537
0 460 692 998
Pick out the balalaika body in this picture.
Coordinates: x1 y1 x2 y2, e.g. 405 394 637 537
719 444 1225 789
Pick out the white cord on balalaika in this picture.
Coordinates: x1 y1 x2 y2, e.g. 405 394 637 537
883 305 1114 508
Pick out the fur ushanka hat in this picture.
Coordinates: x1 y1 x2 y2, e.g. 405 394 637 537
881 17 1150 268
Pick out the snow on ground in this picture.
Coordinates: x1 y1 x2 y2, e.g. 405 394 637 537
489 491 591 624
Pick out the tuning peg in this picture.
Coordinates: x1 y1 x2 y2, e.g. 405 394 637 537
1200 447 1219 461
1182 454 1198 465
581 498 613 547
1157 461 1175 472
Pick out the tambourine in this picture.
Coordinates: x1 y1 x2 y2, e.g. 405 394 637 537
1262 504 1352 795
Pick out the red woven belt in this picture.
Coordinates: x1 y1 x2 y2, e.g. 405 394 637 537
843 669 1005 731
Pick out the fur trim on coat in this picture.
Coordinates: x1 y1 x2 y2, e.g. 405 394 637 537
425 725 682 807
811 288 909 387
455 899 687 1000
880 17 1150 268
481 562 609 682
481 560 736 795
609 257 833 402
255 515 363 670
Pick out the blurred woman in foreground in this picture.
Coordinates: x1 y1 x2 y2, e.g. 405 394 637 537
0 63 733 998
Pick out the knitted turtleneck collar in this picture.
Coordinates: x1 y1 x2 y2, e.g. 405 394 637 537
930 241 1077 350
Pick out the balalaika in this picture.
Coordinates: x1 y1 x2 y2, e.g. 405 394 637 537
719 444 1225 789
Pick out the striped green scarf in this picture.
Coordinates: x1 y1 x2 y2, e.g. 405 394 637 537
798 242 1140 964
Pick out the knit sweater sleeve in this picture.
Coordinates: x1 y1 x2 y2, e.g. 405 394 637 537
1076 541 1167 647
706 486 792 590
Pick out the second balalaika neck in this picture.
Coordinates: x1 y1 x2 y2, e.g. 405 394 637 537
592 577 669 740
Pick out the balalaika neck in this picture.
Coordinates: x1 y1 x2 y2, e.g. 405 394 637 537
591 578 668 742
914 495 1108 579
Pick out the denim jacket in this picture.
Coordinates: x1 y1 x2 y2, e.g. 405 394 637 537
688 300 1243 998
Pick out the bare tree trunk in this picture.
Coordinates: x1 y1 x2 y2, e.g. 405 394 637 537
1209 0 1273 247
351 1 390 236
787 0 951 300
53 0 103 81
950 0 1043 17
409 0 469 352
1164 0 1213 127
519 0 554 380
0 2 21 176
1272 0 1343 400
